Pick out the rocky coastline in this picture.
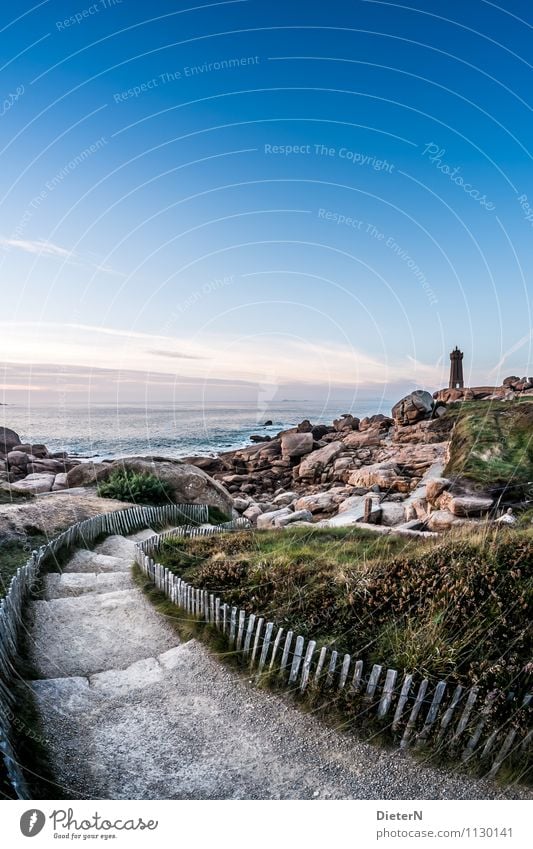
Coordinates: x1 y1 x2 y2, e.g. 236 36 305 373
1 377 532 540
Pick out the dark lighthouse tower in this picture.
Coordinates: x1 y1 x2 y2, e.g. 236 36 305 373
449 346 464 389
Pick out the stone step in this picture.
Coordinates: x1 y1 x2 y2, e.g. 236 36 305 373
127 528 157 542
94 535 138 561
63 549 129 573
28 647 186 706
27 589 180 678
44 571 133 599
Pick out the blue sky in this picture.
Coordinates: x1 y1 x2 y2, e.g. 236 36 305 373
0 0 532 406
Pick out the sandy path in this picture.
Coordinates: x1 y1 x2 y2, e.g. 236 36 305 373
25 533 531 800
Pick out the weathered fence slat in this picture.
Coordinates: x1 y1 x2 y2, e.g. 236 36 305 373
280 631 293 676
489 729 517 778
236 610 246 651
269 627 284 671
243 614 256 657
378 669 398 719
338 654 351 690
365 664 382 699
437 685 463 741
451 687 479 744
314 645 327 682
401 679 429 749
250 617 264 667
289 635 305 685
325 650 338 687
417 680 447 744
462 691 499 761
300 640 316 692
480 729 500 760
258 622 274 674
350 659 364 694
229 607 237 647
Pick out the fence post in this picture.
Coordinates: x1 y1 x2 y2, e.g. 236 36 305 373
300 640 316 692
250 617 264 667
392 673 413 731
325 650 338 688
338 654 351 690
451 687 479 746
288 635 305 685
236 610 246 651
401 679 429 749
243 615 256 657
280 631 293 676
377 669 398 719
489 730 517 778
269 627 284 671
417 680 447 745
229 607 237 647
365 664 382 700
314 646 327 682
258 622 274 674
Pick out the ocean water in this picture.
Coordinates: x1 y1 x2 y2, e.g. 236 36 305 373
0 400 392 461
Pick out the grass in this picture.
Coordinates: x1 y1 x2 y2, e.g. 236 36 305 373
157 525 533 693
443 399 533 499
0 488 33 506
0 533 48 599
138 529 532 783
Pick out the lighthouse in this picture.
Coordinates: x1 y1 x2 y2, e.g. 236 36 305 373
449 347 464 389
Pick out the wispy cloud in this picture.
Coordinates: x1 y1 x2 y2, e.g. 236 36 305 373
0 320 446 396
147 348 208 361
0 237 72 257
0 236 125 277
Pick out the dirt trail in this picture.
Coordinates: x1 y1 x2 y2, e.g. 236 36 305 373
25 531 530 800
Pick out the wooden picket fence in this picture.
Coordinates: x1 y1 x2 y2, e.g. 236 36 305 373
0 502 220 799
135 527 532 781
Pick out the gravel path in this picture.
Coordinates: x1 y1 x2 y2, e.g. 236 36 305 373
26 533 531 800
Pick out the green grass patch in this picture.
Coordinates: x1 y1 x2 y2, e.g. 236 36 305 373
0 534 48 599
157 525 533 693
0 488 34 506
443 399 533 498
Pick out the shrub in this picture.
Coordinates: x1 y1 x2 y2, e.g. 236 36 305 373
97 469 172 505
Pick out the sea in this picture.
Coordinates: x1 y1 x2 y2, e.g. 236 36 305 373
0 400 392 461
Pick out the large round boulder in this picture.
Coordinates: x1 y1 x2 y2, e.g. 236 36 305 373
392 390 434 426
0 427 21 455
66 462 111 488
67 456 233 516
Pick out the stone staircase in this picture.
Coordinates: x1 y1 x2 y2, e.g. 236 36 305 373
22 530 528 800
27 531 180 680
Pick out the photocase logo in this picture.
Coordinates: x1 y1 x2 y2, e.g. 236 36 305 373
20 809 46 837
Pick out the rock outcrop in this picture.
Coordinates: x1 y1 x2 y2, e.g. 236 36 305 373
392 390 435 426
3 379 523 539
67 457 234 516
281 432 314 458
0 426 21 455
297 442 343 481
